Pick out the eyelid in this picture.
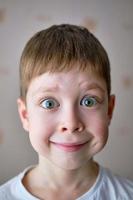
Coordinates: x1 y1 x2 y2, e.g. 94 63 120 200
81 96 97 103
83 95 102 102
40 97 60 110
39 96 57 103
80 95 103 107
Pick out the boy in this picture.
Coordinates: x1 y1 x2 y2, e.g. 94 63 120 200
0 24 133 200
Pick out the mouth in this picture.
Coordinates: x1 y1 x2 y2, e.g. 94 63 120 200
50 141 89 152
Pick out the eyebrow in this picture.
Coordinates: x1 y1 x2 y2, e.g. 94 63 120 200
32 82 106 97
32 85 59 96
80 82 106 93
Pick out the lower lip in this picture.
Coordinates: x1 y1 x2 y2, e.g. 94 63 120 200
51 142 88 152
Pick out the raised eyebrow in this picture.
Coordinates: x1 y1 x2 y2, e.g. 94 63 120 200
81 83 106 93
32 86 59 96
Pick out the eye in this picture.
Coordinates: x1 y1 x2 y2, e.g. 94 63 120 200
80 96 97 107
41 98 59 110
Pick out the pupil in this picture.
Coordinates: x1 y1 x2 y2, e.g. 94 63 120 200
47 101 53 107
86 99 91 105
85 98 93 106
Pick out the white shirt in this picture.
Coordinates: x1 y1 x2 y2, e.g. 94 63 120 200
0 165 133 200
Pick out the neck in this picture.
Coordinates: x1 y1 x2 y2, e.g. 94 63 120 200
23 157 99 199
35 156 99 189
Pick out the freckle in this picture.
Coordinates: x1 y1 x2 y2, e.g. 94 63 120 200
0 8 6 23
81 16 98 32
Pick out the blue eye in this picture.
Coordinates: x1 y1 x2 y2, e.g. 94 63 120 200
41 98 59 109
80 96 97 107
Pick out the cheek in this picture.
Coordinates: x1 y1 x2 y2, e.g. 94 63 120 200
91 118 108 140
28 111 57 144
84 110 109 138
28 109 53 129
86 111 109 154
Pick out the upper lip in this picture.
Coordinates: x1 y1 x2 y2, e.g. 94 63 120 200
50 141 89 146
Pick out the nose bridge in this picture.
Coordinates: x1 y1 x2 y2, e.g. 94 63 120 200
59 103 84 133
65 104 78 123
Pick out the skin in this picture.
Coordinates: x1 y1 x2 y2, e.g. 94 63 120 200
17 68 115 200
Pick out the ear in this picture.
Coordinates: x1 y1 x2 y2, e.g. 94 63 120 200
108 94 115 125
17 98 29 132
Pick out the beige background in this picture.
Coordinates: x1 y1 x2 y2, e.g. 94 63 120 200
0 0 133 184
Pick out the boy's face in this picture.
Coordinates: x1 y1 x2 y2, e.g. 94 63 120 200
18 67 115 170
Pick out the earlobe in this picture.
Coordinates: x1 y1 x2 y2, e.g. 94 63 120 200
17 98 29 132
108 94 115 125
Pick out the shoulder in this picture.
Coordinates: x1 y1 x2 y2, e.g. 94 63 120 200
102 166 133 199
76 166 133 200
0 166 34 200
0 175 19 199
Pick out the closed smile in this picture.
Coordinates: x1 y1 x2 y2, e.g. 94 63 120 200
51 141 89 152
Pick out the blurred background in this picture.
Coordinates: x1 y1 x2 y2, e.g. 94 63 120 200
0 0 133 184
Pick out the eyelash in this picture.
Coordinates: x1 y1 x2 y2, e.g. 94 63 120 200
80 96 99 107
40 97 59 110
40 95 102 110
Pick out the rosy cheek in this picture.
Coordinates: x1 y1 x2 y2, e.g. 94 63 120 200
86 113 109 137
31 114 56 138
95 122 108 138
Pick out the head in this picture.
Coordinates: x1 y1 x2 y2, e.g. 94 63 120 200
19 24 111 101
18 24 115 170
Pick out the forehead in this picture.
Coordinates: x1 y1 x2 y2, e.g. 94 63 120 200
27 68 107 97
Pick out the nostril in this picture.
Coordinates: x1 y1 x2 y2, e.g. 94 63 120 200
61 126 84 133
62 127 67 131
59 121 84 133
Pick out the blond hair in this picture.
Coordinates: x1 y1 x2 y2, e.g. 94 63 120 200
19 24 111 99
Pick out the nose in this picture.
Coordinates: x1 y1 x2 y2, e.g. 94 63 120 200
58 107 85 134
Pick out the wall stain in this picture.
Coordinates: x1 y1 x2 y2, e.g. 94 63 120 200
122 22 133 31
81 16 98 32
0 8 6 23
0 128 4 144
35 14 52 22
122 75 133 89
0 67 10 76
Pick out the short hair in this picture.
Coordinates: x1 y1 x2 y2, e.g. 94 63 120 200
19 24 111 99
